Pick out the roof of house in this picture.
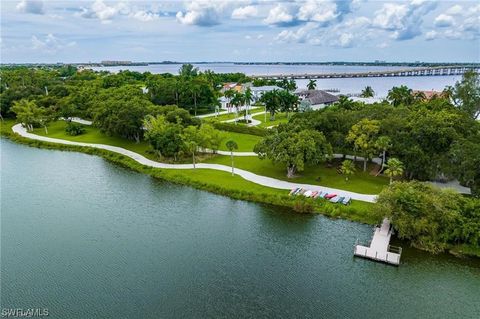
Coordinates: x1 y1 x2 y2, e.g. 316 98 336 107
296 90 339 105
412 90 445 100
249 85 283 92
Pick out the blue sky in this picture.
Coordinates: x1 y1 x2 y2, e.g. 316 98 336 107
1 0 479 63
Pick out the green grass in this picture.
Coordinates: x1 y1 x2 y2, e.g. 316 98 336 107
218 131 261 152
203 112 237 122
32 120 156 159
252 112 289 128
204 155 389 194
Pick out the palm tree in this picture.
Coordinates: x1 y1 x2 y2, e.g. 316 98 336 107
224 89 235 114
307 79 317 90
384 158 404 184
244 87 253 122
360 86 375 98
230 92 244 124
340 160 356 181
375 136 391 175
260 89 280 121
387 85 414 106
190 80 201 116
226 140 238 175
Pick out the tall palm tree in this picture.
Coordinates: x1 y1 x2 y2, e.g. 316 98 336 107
340 160 356 181
224 89 235 113
230 92 244 124
384 158 404 184
387 85 414 106
360 86 375 98
375 136 392 175
260 89 280 121
226 140 238 175
244 87 253 122
307 79 317 90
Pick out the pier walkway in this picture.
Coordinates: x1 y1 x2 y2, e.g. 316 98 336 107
354 218 402 266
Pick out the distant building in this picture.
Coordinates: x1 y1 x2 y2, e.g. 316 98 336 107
221 82 243 93
295 90 339 110
249 85 283 102
412 90 446 100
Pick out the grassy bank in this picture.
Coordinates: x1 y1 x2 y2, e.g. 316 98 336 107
205 155 388 194
1 119 376 225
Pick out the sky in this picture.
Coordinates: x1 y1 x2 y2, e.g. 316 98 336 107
1 0 479 63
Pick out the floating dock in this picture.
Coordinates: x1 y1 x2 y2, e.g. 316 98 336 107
354 218 402 266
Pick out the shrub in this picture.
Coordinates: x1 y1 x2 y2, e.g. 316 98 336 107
65 122 86 136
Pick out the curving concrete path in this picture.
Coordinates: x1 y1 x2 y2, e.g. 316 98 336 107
12 123 378 203
221 111 264 127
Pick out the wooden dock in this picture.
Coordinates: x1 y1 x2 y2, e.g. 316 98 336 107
354 218 402 266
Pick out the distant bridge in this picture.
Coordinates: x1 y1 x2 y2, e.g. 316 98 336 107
252 66 479 80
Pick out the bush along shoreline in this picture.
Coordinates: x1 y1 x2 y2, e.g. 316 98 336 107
2 124 478 259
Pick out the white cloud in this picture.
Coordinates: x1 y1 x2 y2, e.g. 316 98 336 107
372 1 437 40
129 10 159 22
31 33 76 53
434 14 454 28
426 4 480 41
297 0 339 25
264 4 295 26
337 32 354 48
16 0 44 14
77 0 128 23
232 5 258 20
176 0 229 26
446 5 462 15
425 30 438 41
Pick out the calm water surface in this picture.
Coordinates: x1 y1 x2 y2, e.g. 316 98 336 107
91 63 462 97
1 140 479 319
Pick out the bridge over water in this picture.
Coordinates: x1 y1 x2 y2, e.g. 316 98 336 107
252 66 479 80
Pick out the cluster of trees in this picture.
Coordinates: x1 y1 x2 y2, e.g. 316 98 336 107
376 181 480 253
143 107 223 164
260 89 299 120
223 87 254 123
288 71 480 195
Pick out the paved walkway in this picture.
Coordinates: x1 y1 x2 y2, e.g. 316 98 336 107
196 106 260 118
12 124 378 203
221 111 264 127
66 118 381 162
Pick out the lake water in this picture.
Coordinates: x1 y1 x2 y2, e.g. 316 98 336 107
90 63 462 97
1 140 479 319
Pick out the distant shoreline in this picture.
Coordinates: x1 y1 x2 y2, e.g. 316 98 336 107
2 61 480 68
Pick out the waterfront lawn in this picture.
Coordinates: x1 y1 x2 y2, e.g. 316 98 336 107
252 112 289 128
204 155 388 194
218 131 261 152
32 121 154 158
154 168 376 223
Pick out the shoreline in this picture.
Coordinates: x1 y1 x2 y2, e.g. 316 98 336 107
2 122 478 259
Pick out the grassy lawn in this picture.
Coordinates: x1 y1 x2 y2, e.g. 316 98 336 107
32 121 155 159
203 112 237 122
218 131 261 152
204 155 389 194
252 112 289 128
